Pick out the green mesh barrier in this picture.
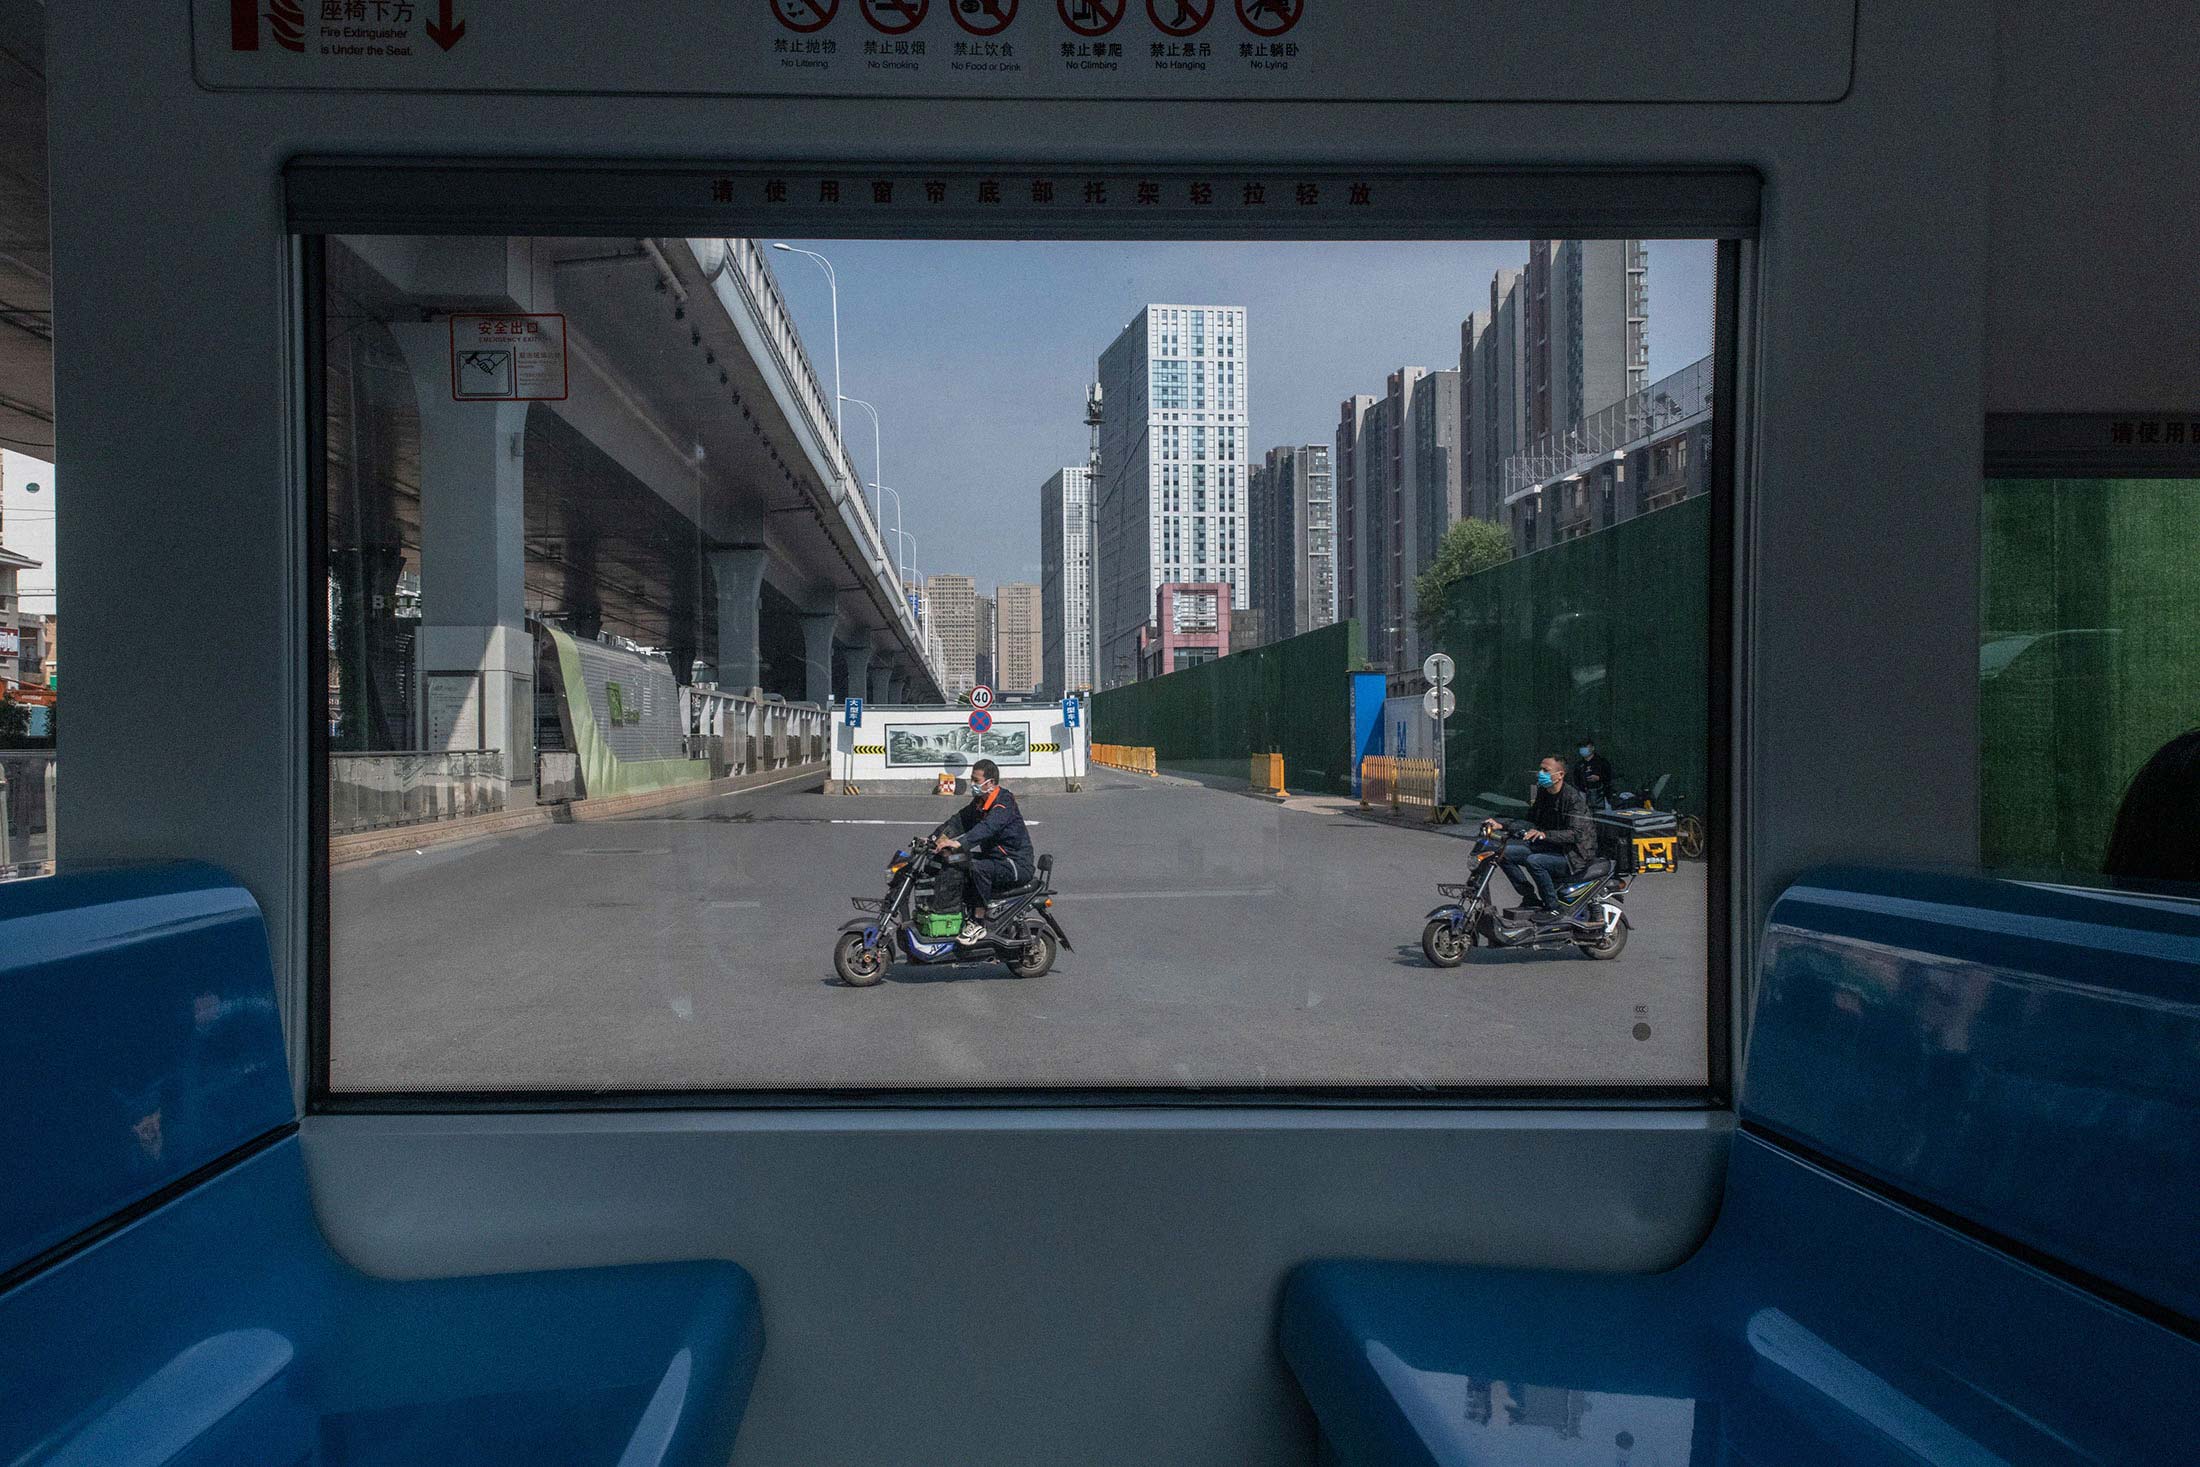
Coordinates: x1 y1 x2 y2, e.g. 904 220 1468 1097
1433 495 1711 819
1981 477 2200 875
1091 619 1369 793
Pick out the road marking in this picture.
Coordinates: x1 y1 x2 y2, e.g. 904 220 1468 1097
556 847 671 855
707 899 762 909
824 818 1045 826
1067 886 1280 901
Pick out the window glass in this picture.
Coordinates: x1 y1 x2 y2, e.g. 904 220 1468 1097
1981 470 2200 888
320 228 1722 1095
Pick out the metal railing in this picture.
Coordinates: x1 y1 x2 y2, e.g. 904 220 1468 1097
329 750 509 834
1092 743 1158 776
1360 755 1440 809
1504 353 1714 504
685 688 832 776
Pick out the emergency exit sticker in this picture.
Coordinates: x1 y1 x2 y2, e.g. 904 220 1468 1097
450 314 568 401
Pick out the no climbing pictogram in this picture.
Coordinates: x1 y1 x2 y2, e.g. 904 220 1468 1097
1059 0 1123 36
952 0 1017 35
1235 0 1300 36
772 0 840 31
1146 0 1212 36
861 0 929 33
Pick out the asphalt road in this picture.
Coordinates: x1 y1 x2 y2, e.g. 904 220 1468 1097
330 770 1710 1092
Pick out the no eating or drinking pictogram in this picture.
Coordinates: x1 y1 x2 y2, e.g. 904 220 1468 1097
952 0 1017 35
1058 0 1124 36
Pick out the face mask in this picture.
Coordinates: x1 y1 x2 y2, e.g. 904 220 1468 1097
1578 746 1592 758
1536 770 1555 789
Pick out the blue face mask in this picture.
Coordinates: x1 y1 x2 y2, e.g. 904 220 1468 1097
1578 746 1592 758
1536 769 1556 789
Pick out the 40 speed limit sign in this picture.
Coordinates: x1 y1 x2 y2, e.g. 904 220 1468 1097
970 684 995 709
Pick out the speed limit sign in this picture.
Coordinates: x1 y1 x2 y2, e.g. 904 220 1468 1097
970 684 995 709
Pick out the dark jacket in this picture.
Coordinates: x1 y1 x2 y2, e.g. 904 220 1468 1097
1530 780 1597 874
1570 753 1616 806
938 785 1035 872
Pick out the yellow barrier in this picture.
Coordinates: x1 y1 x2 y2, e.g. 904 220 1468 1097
1249 752 1285 795
1092 743 1157 776
1359 755 1440 809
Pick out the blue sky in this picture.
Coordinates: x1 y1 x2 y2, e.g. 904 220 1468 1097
769 240 1715 590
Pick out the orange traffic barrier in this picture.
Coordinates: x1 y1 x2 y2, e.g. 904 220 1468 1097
1092 743 1157 776
1249 752 1285 795
1359 755 1439 809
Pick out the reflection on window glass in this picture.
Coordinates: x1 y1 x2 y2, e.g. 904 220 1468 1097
1 455 56 871
1981 475 2200 887
321 230 1721 1094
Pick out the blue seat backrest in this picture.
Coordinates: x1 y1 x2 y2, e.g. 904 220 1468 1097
0 865 294 1283
1749 867 2200 1325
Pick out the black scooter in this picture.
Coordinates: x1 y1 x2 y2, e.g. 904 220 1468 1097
834 843 1073 987
1422 824 1631 965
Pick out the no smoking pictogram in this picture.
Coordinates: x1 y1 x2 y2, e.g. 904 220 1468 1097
861 0 928 33
1058 0 1123 35
1146 0 1211 36
1235 0 1299 36
772 0 840 32
952 0 1017 35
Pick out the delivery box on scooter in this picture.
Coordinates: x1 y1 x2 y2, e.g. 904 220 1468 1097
1593 807 1678 873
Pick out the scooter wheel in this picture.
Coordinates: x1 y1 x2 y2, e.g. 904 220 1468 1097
1422 918 1469 969
834 930 888 987
1578 914 1629 961
1008 926 1058 979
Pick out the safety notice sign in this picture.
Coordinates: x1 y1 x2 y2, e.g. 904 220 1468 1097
449 314 568 402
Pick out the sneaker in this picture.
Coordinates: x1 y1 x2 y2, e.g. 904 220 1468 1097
954 922 990 946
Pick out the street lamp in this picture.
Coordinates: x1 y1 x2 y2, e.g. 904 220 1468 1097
768 243 842 442
876 484 911 582
840 394 884 526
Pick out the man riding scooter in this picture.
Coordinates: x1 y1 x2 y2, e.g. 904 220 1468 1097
1483 755 1597 922
927 758 1034 945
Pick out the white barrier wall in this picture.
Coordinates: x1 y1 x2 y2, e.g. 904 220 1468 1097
833 705 1088 788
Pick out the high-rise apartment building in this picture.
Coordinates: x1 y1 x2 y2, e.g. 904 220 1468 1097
995 582 1042 695
1247 443 1336 646
1403 369 1462 669
974 591 996 690
925 573 979 695
1094 304 1248 690
1039 466 1093 697
1525 240 1648 445
1334 394 1375 624
1462 268 1528 527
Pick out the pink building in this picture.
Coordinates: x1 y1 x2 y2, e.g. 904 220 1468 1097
1137 582 1232 680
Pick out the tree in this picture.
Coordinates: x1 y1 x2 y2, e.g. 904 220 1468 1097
1415 519 1513 634
0 693 27 745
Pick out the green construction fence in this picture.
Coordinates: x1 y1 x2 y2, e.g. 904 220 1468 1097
1980 476 2200 875
1091 618 1368 793
1428 494 1712 819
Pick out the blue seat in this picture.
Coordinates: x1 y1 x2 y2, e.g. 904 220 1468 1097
0 865 762 1466
1281 869 2200 1465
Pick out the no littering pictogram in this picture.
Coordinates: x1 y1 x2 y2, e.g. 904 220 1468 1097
1235 0 1300 36
772 0 841 32
952 0 1017 35
1146 0 1212 36
1059 0 1123 35
861 0 929 33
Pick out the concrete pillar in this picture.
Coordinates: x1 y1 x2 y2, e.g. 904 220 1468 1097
886 669 908 703
707 546 767 692
840 642 874 704
868 656 895 704
391 324 533 798
797 611 836 708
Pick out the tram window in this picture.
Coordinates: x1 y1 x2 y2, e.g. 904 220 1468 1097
1981 463 2200 890
314 215 1727 1098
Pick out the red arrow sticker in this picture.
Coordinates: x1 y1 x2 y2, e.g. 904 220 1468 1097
425 0 466 49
